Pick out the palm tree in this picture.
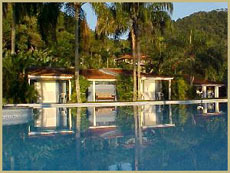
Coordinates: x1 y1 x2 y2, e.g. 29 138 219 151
129 3 173 100
73 2 82 103
63 2 89 103
37 3 61 45
11 3 16 55
3 3 40 54
112 3 173 100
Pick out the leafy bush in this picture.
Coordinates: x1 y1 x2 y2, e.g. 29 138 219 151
71 75 90 103
116 74 133 101
3 52 38 103
172 77 189 100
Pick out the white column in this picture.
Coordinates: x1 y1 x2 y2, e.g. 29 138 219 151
140 80 143 100
202 85 207 98
28 78 30 85
215 102 220 113
93 81 96 102
69 80 71 101
169 105 172 124
68 109 72 129
203 103 208 113
93 107 96 126
215 86 219 98
152 81 155 100
168 80 171 100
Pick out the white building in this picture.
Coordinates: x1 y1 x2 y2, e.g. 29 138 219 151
190 77 225 98
27 67 73 103
82 68 173 102
27 67 173 103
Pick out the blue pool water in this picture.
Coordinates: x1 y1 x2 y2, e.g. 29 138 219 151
3 103 228 171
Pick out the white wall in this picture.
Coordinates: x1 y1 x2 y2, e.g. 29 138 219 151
34 108 58 127
34 108 68 128
34 81 60 103
142 80 156 100
142 105 157 126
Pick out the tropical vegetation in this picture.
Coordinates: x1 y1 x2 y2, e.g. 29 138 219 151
2 2 227 103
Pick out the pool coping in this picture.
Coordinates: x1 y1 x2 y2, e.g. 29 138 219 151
3 98 228 108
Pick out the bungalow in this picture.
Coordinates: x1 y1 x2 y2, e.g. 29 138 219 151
27 67 173 103
196 102 224 116
81 69 118 102
28 107 73 136
82 68 173 102
184 76 225 98
87 105 173 130
27 67 73 103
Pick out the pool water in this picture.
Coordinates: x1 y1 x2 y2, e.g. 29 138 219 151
3 103 228 171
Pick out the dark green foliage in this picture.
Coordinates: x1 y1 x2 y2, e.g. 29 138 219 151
3 52 39 103
71 76 90 103
116 74 133 101
144 9 227 86
37 3 62 44
172 9 227 83
175 9 227 40
171 77 190 100
2 3 227 102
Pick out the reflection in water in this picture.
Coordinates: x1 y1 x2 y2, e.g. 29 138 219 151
197 102 222 115
29 108 73 136
3 102 227 171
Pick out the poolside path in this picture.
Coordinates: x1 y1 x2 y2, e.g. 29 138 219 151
4 99 228 108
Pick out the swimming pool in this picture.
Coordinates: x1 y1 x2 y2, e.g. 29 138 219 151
3 102 228 170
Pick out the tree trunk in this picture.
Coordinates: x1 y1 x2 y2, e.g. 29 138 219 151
137 35 141 100
131 28 137 101
134 106 138 170
75 107 81 169
190 75 194 86
74 3 82 103
11 3 16 55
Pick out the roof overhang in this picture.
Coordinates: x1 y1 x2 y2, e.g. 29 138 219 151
87 79 117 82
194 84 225 87
141 77 174 80
142 124 175 129
28 75 73 80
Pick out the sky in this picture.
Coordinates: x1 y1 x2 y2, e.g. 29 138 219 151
81 2 228 39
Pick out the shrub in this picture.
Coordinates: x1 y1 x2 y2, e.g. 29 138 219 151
3 52 38 103
172 77 189 100
116 74 133 101
71 75 90 103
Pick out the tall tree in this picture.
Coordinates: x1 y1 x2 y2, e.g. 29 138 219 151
74 2 82 103
3 3 39 54
63 2 88 103
65 2 118 103
37 3 61 45
94 3 173 101
121 3 173 100
11 3 16 55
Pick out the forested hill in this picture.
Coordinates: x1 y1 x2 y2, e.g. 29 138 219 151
174 9 227 40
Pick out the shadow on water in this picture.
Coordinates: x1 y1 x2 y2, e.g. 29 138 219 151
2 102 228 171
